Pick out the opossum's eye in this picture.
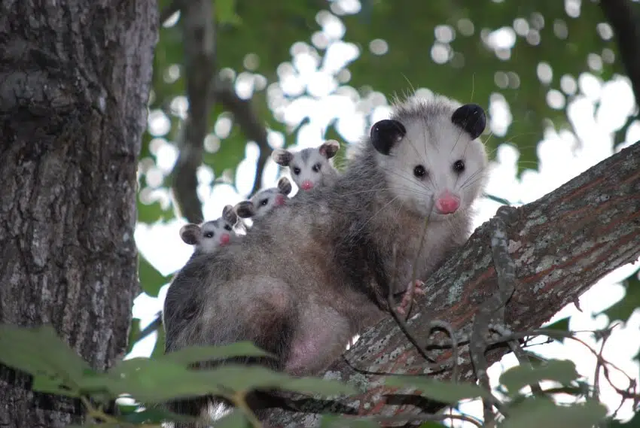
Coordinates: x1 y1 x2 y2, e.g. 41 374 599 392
260 198 269 206
224 225 232 231
453 160 465 173
312 163 321 172
204 231 214 238
293 167 301 175
413 165 427 179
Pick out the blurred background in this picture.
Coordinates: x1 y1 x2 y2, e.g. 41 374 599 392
128 0 640 425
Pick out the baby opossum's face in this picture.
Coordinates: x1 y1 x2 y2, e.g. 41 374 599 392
180 206 238 253
371 99 488 220
251 189 287 218
272 141 340 191
198 219 234 252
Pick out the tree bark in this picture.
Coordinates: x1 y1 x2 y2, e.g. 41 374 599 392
265 140 640 427
0 1 157 427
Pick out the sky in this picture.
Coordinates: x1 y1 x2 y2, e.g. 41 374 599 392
128 2 640 426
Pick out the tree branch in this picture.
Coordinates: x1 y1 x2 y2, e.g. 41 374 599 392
212 78 271 195
169 0 215 224
600 0 640 111
264 140 640 426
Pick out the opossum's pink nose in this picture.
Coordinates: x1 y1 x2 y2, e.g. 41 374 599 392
275 194 286 206
219 233 231 246
301 180 314 191
435 192 460 214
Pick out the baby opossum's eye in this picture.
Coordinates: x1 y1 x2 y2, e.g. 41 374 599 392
413 165 427 179
260 198 269 206
453 160 465 173
204 231 214 238
224 225 232 231
312 163 322 172
293 167 301 175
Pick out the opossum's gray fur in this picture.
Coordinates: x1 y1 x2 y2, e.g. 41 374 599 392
162 94 489 423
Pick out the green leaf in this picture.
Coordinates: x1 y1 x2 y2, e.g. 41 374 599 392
607 411 640 427
215 410 251 428
483 192 513 206
542 317 571 343
419 423 447 428
121 407 198 424
500 399 607 428
0 324 91 395
384 376 492 405
499 360 580 396
127 318 142 355
602 270 640 323
158 342 275 366
151 322 166 359
202 365 357 397
138 254 171 297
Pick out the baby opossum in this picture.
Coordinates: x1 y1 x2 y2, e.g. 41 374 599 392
179 205 239 255
163 94 488 422
271 140 340 191
234 176 292 221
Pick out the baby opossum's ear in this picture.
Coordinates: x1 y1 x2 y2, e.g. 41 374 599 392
180 224 201 245
277 177 292 195
271 149 294 166
451 104 486 140
235 201 256 219
222 204 238 224
370 120 406 155
319 139 340 159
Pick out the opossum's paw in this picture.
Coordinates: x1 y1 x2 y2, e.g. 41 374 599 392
395 280 426 315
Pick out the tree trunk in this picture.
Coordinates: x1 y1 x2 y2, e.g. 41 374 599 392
0 1 157 427
265 140 640 426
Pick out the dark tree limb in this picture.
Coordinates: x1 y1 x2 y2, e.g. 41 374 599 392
0 1 157 426
264 140 640 426
169 0 215 224
212 78 271 195
600 0 640 111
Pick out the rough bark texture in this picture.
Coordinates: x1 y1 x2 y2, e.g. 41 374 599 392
265 141 640 427
0 1 157 427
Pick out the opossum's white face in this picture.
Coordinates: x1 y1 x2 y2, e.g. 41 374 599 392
371 98 488 220
272 141 340 192
198 219 235 252
250 189 287 219
288 149 334 191
180 206 238 254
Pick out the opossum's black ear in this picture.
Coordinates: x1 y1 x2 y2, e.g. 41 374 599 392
451 104 486 140
319 139 340 159
180 224 201 245
271 149 294 166
222 204 237 224
370 120 406 155
277 177 292 195
235 201 256 219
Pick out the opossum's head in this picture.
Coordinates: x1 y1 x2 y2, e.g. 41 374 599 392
370 96 488 220
180 205 237 253
272 140 340 191
235 177 292 219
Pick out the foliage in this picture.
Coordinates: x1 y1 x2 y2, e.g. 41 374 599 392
0 324 632 427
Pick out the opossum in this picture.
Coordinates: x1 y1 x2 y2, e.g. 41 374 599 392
179 205 240 255
163 94 488 423
271 140 341 191
234 176 292 221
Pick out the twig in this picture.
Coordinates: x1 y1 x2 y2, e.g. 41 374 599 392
169 0 216 224
211 78 271 195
